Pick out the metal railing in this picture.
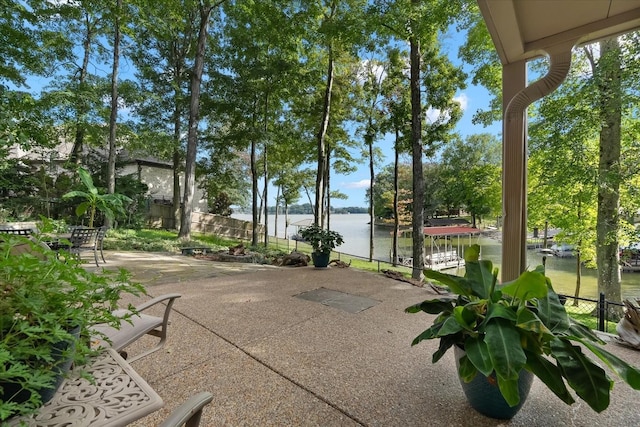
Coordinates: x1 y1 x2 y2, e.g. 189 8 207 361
559 293 624 333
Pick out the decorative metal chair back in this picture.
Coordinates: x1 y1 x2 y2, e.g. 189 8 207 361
0 228 33 236
68 227 100 266
69 227 97 247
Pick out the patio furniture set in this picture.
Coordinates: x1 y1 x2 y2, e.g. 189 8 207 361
0 226 107 267
6 292 208 426
1 227 210 425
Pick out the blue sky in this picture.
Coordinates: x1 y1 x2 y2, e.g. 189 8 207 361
331 84 501 208
329 30 502 208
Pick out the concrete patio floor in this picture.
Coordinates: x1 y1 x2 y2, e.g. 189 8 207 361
94 251 640 426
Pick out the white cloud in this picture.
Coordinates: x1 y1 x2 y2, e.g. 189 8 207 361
344 179 370 189
425 107 441 123
425 93 469 124
356 60 387 85
47 0 80 6
454 93 469 111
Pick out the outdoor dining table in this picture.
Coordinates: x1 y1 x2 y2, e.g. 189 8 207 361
40 233 71 249
6 348 163 426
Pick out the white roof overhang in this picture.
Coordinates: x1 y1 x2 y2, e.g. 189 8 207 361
478 0 640 65
476 0 640 281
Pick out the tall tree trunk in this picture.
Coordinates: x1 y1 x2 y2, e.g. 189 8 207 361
172 148 181 229
573 250 582 306
367 130 374 262
106 0 121 228
263 144 269 247
325 145 331 230
70 13 93 165
251 135 259 246
392 128 400 266
172 51 185 230
274 186 280 239
179 4 213 239
595 38 623 319
315 46 333 227
250 94 260 246
285 202 290 243
409 1 425 280
262 91 269 247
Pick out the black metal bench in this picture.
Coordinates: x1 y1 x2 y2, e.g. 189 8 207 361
0 228 34 236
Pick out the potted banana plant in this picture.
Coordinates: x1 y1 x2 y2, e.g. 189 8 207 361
406 244 640 419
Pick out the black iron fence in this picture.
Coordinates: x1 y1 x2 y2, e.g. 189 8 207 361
558 293 624 334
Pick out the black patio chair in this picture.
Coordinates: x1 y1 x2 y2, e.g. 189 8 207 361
96 225 108 263
68 227 100 266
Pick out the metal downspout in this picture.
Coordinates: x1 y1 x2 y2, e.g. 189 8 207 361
501 47 574 282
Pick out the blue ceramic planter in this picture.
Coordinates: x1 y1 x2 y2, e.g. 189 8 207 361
454 346 534 419
311 252 330 268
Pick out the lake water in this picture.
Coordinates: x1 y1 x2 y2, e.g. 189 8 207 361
232 213 640 300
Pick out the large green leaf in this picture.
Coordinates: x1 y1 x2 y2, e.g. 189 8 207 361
551 339 612 413
465 337 493 377
411 322 443 346
75 201 90 217
566 318 603 343
536 281 571 333
77 167 98 195
453 305 477 332
62 190 90 200
432 333 461 363
457 353 478 382
424 269 474 297
484 303 517 324
405 297 456 315
524 349 574 405
485 319 526 381
516 307 553 337
578 339 640 390
437 316 465 337
500 270 548 302
462 259 495 299
497 375 521 407
463 244 481 262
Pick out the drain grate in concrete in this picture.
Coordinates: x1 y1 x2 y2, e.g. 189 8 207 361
295 287 379 313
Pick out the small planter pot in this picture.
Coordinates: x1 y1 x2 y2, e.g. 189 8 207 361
311 252 330 268
0 326 80 409
454 346 534 419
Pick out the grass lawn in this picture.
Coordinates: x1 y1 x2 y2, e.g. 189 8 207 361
103 228 238 253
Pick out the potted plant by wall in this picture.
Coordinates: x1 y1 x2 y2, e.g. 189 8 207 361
0 235 144 421
299 224 344 268
406 244 640 419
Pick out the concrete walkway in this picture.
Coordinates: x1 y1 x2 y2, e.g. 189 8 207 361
95 251 640 426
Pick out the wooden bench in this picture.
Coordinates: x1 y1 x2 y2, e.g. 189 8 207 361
180 247 213 255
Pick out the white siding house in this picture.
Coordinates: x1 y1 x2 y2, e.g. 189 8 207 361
9 143 209 213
